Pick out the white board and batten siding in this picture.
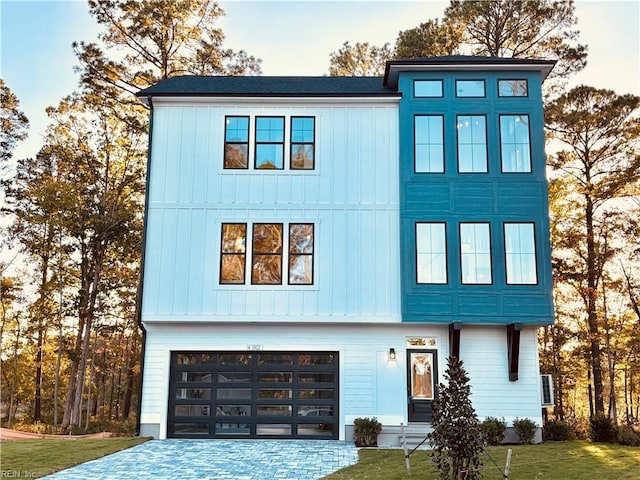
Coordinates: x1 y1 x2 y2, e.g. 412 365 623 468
142 102 401 323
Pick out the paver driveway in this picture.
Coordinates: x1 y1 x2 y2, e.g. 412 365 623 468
42 439 359 480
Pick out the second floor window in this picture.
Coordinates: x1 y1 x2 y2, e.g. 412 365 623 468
500 115 531 172
504 223 537 284
460 223 492 284
415 115 444 173
220 222 314 286
416 222 447 284
456 115 487 173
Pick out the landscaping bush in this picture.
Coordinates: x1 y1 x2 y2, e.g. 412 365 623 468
480 417 507 445
590 414 616 443
565 415 590 440
353 417 382 447
543 420 573 441
617 425 640 446
428 357 484 480
513 417 537 445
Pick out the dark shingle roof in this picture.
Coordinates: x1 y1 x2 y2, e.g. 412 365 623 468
136 75 394 98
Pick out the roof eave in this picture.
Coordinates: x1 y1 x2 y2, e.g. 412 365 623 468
383 60 556 88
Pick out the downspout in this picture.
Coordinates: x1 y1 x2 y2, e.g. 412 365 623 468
135 96 153 436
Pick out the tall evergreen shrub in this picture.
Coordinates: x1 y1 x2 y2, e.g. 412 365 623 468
428 357 484 480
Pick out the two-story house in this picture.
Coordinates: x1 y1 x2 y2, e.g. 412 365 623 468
135 56 555 444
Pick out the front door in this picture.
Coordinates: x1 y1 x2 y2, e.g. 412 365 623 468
407 349 438 422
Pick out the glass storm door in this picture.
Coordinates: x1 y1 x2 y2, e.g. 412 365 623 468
407 349 438 422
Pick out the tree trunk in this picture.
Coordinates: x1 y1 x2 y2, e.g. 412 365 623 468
585 195 605 415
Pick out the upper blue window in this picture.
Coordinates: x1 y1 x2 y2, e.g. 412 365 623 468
224 116 249 169
414 80 443 97
255 117 285 169
504 223 537 284
290 117 315 170
414 115 444 173
456 80 485 97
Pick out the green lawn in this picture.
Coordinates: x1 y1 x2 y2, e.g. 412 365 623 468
323 441 640 480
0 437 150 478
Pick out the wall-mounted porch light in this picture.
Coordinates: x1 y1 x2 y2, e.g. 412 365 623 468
389 348 396 361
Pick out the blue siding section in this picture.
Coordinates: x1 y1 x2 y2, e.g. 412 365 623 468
398 70 554 325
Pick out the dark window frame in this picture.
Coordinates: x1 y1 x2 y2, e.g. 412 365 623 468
459 222 493 285
455 79 486 98
223 115 250 170
290 116 315 170
456 114 488 174
503 222 539 285
415 221 448 285
254 116 285 170
498 79 529 97
414 79 444 98
288 223 314 286
220 223 247 285
251 222 284 285
414 114 445 174
499 114 532 173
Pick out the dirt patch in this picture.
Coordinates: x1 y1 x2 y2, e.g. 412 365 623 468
0 427 115 441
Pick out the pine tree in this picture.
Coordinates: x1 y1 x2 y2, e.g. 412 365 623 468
429 357 484 480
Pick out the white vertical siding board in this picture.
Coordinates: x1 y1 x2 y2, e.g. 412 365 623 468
330 109 347 204
192 107 210 203
172 209 192 313
346 109 361 205
141 210 162 315
187 209 206 314
163 107 182 203
178 109 196 203
346 210 362 314
360 109 375 205
149 107 169 203
157 209 177 314
360 211 376 314
329 209 347 313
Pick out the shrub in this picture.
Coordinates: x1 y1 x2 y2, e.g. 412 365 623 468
353 417 382 447
428 357 484 480
543 420 573 441
565 416 590 440
513 417 537 445
617 426 640 446
480 417 507 445
590 414 616 443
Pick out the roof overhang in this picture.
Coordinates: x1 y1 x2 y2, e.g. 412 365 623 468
383 59 556 89
137 94 401 107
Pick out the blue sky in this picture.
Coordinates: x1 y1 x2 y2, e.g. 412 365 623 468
1 0 639 162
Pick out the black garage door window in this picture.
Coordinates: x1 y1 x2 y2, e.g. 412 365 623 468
168 351 339 439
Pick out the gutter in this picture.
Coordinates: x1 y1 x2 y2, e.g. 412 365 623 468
134 96 153 437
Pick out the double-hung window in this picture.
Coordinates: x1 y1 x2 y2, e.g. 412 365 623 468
290 117 315 170
456 115 487 173
500 115 531 172
415 115 444 173
504 223 537 284
255 117 285 169
220 222 314 285
416 223 447 284
459 223 492 284
224 116 250 169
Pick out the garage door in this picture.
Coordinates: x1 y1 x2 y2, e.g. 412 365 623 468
168 351 338 439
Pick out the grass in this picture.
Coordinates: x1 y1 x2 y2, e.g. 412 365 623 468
0 437 150 478
323 441 640 480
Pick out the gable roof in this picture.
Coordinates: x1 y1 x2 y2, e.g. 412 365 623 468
136 75 394 100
